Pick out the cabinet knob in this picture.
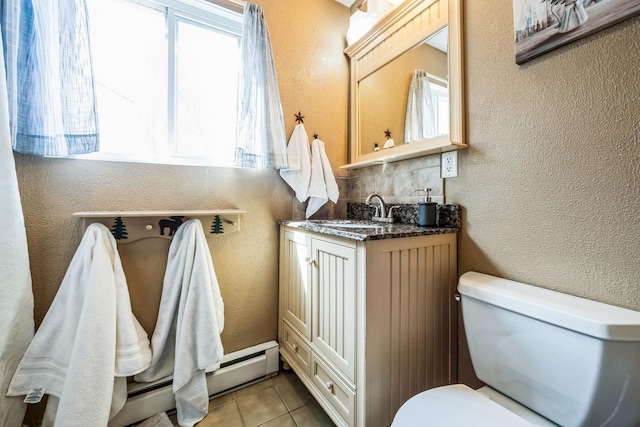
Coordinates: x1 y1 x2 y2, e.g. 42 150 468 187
304 256 311 262
292 344 299 352
308 258 316 266
325 381 334 393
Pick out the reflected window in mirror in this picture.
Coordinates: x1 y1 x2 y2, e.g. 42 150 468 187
431 81 450 137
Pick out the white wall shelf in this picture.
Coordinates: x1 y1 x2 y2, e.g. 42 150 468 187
73 210 246 243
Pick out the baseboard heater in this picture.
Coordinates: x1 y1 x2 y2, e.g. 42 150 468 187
108 340 280 427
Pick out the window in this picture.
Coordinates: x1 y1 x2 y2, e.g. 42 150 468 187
430 82 449 137
82 0 242 166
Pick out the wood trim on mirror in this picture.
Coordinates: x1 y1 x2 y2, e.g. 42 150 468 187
343 0 466 169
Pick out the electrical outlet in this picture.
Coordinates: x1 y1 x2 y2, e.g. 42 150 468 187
441 151 458 178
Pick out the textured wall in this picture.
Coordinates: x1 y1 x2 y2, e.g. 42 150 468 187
447 4 640 385
14 0 349 380
261 0 350 168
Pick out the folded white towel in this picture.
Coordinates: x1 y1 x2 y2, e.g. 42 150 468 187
135 219 224 427
306 138 339 218
279 123 312 203
7 223 151 427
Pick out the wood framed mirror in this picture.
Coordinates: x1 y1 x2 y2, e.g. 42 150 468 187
343 0 466 169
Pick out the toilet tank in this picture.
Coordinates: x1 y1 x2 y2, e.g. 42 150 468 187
459 272 640 427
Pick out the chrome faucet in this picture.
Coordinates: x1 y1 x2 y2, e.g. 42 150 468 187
365 194 397 223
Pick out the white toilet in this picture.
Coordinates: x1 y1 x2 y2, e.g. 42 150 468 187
392 271 640 427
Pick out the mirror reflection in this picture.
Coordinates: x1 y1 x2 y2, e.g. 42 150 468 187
358 27 449 155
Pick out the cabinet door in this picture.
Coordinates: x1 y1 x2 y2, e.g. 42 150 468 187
364 234 458 427
281 230 312 339
311 238 356 384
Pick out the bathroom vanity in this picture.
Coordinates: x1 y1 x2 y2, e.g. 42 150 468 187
278 221 458 427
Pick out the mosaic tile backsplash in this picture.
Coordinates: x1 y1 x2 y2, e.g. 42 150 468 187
347 203 460 229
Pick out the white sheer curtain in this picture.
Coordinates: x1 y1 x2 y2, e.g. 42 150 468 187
404 69 436 144
235 3 288 169
0 18 35 426
1 0 99 157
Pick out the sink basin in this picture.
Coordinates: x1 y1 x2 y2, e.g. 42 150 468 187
315 221 383 229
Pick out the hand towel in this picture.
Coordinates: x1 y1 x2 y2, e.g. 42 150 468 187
306 138 339 218
7 223 151 427
279 123 312 202
0 25 35 426
135 219 224 427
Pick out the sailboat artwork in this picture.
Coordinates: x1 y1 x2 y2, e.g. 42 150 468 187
513 0 640 64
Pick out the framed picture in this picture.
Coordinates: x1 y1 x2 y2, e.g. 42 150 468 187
513 0 640 64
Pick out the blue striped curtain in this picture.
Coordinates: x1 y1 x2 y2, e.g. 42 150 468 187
1 0 99 157
235 3 288 169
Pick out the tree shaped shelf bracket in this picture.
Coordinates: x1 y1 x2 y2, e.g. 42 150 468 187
72 210 246 243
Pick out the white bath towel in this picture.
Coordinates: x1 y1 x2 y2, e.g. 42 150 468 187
7 223 151 427
279 123 312 203
306 138 339 218
135 219 224 427
0 24 35 426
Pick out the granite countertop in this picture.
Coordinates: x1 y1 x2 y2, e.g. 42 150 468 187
279 219 457 242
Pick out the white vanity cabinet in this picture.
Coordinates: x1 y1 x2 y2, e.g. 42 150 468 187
278 226 458 427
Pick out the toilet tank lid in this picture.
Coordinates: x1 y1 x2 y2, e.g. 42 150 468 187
458 272 640 341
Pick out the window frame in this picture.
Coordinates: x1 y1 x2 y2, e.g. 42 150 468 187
430 81 449 137
76 0 243 167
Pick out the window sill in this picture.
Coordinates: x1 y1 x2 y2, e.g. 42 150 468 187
71 152 240 168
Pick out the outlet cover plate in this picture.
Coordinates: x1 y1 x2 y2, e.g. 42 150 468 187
441 151 458 178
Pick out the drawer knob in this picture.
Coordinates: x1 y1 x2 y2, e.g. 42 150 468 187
292 344 299 352
325 381 334 393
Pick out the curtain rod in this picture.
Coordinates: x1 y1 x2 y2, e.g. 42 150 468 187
422 71 447 85
208 0 245 14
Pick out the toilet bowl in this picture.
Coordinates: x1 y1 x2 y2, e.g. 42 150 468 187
392 272 640 427
391 384 557 426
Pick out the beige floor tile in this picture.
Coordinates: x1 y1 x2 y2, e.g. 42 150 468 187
256 413 298 427
236 385 289 427
234 378 274 399
209 392 235 410
290 401 336 427
272 373 314 411
197 401 244 427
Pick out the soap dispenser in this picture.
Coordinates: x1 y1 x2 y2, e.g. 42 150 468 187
416 188 437 227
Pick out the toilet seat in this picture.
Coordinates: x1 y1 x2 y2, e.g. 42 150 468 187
391 384 536 427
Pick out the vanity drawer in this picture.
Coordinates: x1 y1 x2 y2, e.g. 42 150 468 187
311 353 355 427
282 322 312 377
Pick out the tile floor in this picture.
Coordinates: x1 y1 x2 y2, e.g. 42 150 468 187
167 371 336 427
